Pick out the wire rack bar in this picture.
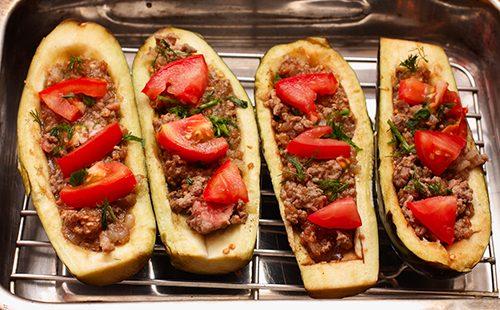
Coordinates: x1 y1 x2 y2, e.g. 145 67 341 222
9 50 498 301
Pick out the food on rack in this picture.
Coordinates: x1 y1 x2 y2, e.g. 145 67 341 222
132 27 260 274
16 20 156 285
377 37 491 277
255 37 378 298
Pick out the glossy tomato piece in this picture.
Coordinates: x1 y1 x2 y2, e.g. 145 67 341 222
407 196 457 245
142 55 208 105
286 126 351 159
39 77 108 122
441 89 461 105
414 130 466 175
430 80 448 108
60 161 137 209
398 78 434 105
56 122 123 177
156 114 228 163
275 73 338 122
203 160 248 204
307 197 361 230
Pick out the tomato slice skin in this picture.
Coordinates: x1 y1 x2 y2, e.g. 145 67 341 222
307 196 361 230
60 161 137 209
203 160 249 204
142 55 208 105
275 73 338 122
56 122 123 177
414 130 466 175
156 114 228 163
430 80 448 109
286 126 351 159
398 78 434 105
407 196 457 245
39 77 108 122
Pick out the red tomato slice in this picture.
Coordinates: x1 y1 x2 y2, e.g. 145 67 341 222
430 80 448 109
442 89 461 106
307 197 361 230
275 73 338 122
286 126 351 159
142 55 208 105
414 130 466 175
156 114 228 163
407 196 457 245
39 77 108 122
443 107 468 140
203 160 248 204
60 161 137 209
398 78 434 105
56 122 123 177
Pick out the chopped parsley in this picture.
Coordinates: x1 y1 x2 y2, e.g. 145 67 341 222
407 107 430 132
195 98 221 112
82 95 96 107
186 177 194 185
428 181 452 196
340 108 350 116
273 73 282 83
157 95 181 105
99 199 116 230
286 155 306 181
68 169 87 187
399 54 419 72
387 120 414 155
327 117 361 151
123 133 144 146
168 105 190 118
68 56 83 72
209 115 234 137
315 179 349 201
50 123 74 140
412 178 426 195
29 110 43 127
228 96 249 108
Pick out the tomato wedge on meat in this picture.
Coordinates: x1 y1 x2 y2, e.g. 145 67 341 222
142 55 208 105
307 197 361 230
414 130 466 175
398 78 434 106
407 196 457 245
286 126 351 159
203 160 248 204
156 114 228 163
443 108 468 139
56 122 123 177
430 80 448 109
60 161 137 209
275 73 338 122
39 77 108 122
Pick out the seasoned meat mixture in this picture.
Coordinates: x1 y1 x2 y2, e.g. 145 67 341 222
391 65 487 242
38 57 135 252
266 56 359 263
148 33 247 234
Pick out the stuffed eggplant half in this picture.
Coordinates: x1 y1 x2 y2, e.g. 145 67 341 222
255 38 378 298
132 27 260 274
377 38 491 276
17 20 156 285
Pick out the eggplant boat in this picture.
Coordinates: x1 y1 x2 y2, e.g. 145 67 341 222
377 37 491 277
17 20 156 285
255 38 378 298
132 27 260 274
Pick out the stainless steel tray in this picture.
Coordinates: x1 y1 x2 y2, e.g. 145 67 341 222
0 0 499 308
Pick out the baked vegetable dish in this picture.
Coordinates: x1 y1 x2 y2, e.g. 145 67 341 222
377 37 491 276
17 20 156 285
255 37 378 298
132 27 260 274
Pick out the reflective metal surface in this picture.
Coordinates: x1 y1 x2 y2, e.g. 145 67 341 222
0 0 499 308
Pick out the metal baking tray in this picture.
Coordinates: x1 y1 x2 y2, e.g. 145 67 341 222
0 0 499 308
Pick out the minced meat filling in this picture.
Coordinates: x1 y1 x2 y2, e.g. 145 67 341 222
148 34 246 235
39 57 135 252
391 65 487 243
266 56 359 263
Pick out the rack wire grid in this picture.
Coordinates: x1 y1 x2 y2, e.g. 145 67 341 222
8 48 499 302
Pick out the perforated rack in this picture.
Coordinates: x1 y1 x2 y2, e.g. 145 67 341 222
9 50 498 301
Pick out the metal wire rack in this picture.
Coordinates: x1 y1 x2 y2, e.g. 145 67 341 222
8 49 499 301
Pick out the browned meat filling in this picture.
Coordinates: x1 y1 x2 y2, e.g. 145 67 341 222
148 33 246 234
265 56 359 263
39 57 135 252
391 66 487 242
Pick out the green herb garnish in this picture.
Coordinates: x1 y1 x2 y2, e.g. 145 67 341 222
286 155 306 181
327 117 361 151
315 179 349 201
29 110 43 127
400 54 419 72
428 181 452 196
82 95 96 107
387 120 414 154
123 133 144 146
194 98 221 113
69 169 88 187
209 115 234 137
168 105 190 118
186 177 194 185
157 95 181 105
340 109 350 116
62 93 75 99
228 96 249 109
68 56 83 72
50 123 74 140
273 73 282 83
412 178 426 195
407 107 430 131
51 145 64 157
99 199 116 230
